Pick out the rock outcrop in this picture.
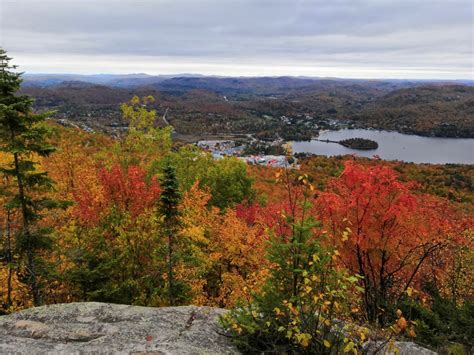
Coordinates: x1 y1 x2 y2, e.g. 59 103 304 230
0 302 238 354
0 302 438 354
364 341 437 355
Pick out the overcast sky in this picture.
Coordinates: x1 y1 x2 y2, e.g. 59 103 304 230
0 0 472 79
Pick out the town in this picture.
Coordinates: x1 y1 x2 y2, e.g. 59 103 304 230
197 139 296 168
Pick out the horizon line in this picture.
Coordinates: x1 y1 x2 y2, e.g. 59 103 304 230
22 72 474 82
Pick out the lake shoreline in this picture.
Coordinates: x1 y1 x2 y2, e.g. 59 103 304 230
292 129 474 165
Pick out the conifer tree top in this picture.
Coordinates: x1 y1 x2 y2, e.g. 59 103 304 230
0 48 23 97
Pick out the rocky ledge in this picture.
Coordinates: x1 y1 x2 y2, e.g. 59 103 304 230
0 302 237 354
0 302 437 354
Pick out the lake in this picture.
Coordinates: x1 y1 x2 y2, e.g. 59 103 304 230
292 129 474 164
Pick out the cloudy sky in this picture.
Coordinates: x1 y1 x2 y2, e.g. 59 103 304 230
0 0 472 79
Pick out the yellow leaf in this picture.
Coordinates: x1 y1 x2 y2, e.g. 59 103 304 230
342 231 349 241
344 342 354 352
301 338 310 347
323 339 331 348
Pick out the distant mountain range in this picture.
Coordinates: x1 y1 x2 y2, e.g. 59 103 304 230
20 75 474 139
22 73 473 90
22 73 204 88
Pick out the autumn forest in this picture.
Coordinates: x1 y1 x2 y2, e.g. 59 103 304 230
0 50 473 353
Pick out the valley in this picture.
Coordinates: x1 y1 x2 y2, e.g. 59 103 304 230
22 75 474 143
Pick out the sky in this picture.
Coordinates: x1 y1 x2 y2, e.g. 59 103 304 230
0 0 473 79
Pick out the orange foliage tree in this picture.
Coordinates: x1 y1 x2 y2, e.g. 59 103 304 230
61 163 162 304
178 182 267 307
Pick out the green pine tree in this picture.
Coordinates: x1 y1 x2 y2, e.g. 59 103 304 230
0 48 62 306
159 159 182 306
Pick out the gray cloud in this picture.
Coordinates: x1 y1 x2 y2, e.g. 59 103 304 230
0 0 472 78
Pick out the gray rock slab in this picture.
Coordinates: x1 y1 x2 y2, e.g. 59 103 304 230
365 340 438 355
0 302 238 354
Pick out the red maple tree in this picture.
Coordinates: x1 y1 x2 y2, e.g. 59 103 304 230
315 161 468 323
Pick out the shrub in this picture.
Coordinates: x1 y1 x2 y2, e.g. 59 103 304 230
221 171 367 354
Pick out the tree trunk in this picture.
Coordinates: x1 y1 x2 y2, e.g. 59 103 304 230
6 209 13 309
13 152 41 306
167 229 174 306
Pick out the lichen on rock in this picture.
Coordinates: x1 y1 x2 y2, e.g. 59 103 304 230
0 302 238 354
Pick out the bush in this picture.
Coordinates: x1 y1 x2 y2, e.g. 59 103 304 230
221 259 367 353
221 171 366 354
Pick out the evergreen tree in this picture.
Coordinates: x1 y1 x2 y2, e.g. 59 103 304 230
0 48 60 306
158 159 181 305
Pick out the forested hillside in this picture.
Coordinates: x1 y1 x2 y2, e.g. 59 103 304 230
1 51 473 354
21 76 474 140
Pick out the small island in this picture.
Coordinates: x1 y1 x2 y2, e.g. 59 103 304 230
338 137 379 150
316 137 379 150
